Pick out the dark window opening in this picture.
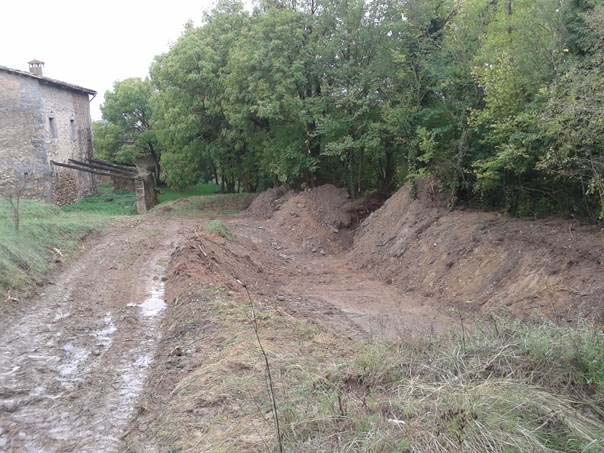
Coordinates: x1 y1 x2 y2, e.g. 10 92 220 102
70 119 77 141
49 117 58 139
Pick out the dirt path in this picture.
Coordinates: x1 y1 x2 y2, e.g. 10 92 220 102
0 217 193 452
228 217 451 339
0 201 454 451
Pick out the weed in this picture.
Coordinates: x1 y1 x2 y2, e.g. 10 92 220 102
280 319 604 452
206 220 234 240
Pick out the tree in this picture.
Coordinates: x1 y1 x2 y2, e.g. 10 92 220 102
95 78 162 181
540 4 604 219
143 0 604 221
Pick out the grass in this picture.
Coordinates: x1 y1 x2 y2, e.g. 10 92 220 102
144 286 604 452
280 318 604 452
63 184 137 215
206 220 234 240
153 193 255 218
0 201 113 300
158 182 220 203
0 184 137 302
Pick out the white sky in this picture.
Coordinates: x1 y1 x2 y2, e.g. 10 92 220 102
0 0 218 120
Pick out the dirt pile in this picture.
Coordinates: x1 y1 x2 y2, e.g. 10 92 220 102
167 227 275 295
246 186 288 219
351 182 604 320
245 185 357 253
269 185 355 254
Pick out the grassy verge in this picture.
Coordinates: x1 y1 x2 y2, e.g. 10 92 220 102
139 286 604 452
63 184 137 215
153 193 255 217
282 319 604 452
158 182 220 203
0 186 135 302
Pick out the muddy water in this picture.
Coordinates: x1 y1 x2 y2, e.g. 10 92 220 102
0 221 180 452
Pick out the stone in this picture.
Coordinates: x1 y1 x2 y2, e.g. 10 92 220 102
0 63 96 204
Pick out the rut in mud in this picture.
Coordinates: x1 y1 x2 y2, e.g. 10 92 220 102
0 219 190 452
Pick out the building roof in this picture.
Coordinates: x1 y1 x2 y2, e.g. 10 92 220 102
0 64 96 96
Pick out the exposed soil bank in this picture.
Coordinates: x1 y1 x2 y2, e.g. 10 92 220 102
351 183 604 321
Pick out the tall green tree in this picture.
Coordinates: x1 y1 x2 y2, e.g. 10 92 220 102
95 78 162 181
143 0 604 220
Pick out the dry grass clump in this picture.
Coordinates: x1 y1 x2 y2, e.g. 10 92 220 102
206 220 234 240
281 319 604 452
130 286 604 452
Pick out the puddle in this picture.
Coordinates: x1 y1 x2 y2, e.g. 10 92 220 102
0 260 170 451
94 313 117 347
132 279 167 318
58 342 90 377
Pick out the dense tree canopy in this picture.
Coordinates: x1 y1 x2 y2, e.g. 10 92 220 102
98 0 604 220
93 78 162 181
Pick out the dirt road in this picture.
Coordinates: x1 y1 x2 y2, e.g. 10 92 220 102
0 200 452 451
0 218 192 452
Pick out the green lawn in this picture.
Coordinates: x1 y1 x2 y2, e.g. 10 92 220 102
158 182 220 203
63 184 137 215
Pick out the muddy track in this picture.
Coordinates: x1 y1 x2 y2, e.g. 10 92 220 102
0 202 454 451
0 218 192 452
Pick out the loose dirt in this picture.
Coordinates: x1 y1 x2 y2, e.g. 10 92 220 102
2 183 602 451
351 181 604 321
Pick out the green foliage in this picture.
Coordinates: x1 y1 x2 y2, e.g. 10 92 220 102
539 5 604 219
112 0 604 220
95 78 162 181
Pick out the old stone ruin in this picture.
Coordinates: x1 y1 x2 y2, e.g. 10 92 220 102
0 60 97 205
50 158 158 213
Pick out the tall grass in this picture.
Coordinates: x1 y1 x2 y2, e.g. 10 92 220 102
281 319 604 452
0 187 134 300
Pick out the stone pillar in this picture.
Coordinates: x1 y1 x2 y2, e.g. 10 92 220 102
135 174 157 214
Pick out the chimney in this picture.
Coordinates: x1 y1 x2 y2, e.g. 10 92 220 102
28 59 45 77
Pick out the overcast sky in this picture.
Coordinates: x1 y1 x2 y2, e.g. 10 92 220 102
0 0 219 120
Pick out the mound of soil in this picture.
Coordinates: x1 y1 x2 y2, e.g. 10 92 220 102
167 227 275 295
351 182 604 321
271 185 354 254
246 186 288 219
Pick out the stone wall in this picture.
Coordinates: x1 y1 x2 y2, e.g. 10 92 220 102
0 69 96 204
0 70 52 201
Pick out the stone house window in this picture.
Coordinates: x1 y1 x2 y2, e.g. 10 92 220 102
70 117 77 141
49 115 58 139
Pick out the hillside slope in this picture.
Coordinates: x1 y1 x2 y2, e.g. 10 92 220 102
351 182 604 321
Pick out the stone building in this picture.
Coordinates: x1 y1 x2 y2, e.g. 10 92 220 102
0 60 96 205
